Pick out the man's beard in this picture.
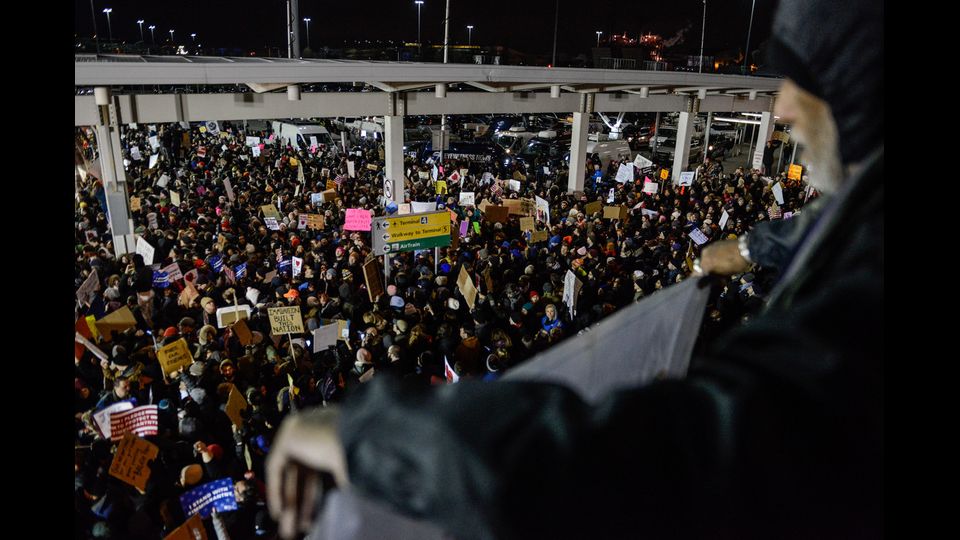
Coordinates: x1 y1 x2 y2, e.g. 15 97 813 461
794 108 844 194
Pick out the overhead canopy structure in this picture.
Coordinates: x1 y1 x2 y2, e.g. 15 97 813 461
75 55 780 126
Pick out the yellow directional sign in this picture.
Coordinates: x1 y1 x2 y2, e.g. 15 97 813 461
372 211 451 256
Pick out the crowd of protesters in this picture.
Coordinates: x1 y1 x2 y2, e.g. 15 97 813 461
74 119 815 539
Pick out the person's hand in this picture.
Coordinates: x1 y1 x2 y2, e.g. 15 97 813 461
267 407 348 539
698 239 751 276
100 359 110 370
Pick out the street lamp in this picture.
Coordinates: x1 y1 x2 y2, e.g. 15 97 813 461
466 25 473 46
148 25 155 43
137 19 144 42
303 18 311 49
415 1 424 51
699 1 706 73
743 0 756 74
169 29 174 45
596 31 602 48
102 8 113 43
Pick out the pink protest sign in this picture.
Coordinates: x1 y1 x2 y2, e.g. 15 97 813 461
343 209 372 231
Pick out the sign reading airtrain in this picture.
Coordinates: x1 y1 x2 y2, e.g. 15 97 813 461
372 211 451 256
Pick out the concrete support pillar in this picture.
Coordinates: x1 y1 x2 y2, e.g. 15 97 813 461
751 111 775 171
95 94 135 257
383 115 405 203
567 111 590 192
703 111 713 157
671 111 695 184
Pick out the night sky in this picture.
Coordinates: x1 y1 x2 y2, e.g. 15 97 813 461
75 0 776 59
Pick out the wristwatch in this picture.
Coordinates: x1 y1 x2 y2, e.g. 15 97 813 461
737 233 753 264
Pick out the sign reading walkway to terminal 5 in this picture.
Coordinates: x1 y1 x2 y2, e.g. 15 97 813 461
372 211 451 256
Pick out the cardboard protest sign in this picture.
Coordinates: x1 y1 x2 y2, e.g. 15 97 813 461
95 306 137 342
459 192 476 206
307 214 325 230
615 163 634 183
93 401 134 439
223 178 235 202
231 318 254 346
178 281 200 308
363 258 384 302
164 514 207 540
136 236 155 265
502 198 521 215
312 324 340 353
224 386 248 428
261 270 278 284
460 272 479 310
366 163 379 171
585 201 602 216
110 405 159 441
603 205 628 221
109 433 159 491
326 179 337 191
321 189 338 202
344 208 372 231
180 478 238 519
788 164 803 181
216 305 251 329
129 197 141 212
268 306 304 335
261 204 281 220
530 230 549 244
520 217 536 231
157 338 194 376
485 205 510 223
76 268 100 306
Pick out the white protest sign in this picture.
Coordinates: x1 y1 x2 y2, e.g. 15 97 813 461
543 166 551 175
679 172 695 186
633 153 653 168
607 188 615 203
752 145 765 170
76 268 100 306
689 229 709 245
298 214 308 230
772 182 784 205
161 262 183 282
136 236 155 265
157 174 170 189
311 192 323 206
347 161 356 178
93 401 134 439
641 208 659 218
252 145 261 157
459 192 476 206
508 179 521 192
535 195 550 224
223 178 236 202
169 191 181 207
643 181 659 195
312 324 340 352
130 146 142 161
215 305 251 329
149 136 160 151
147 212 158 230
615 163 634 184
719 210 730 231
264 217 280 230
563 270 583 319
246 136 261 147
292 256 303 278
411 201 436 214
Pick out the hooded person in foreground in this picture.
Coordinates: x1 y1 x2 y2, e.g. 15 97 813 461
265 1 883 538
